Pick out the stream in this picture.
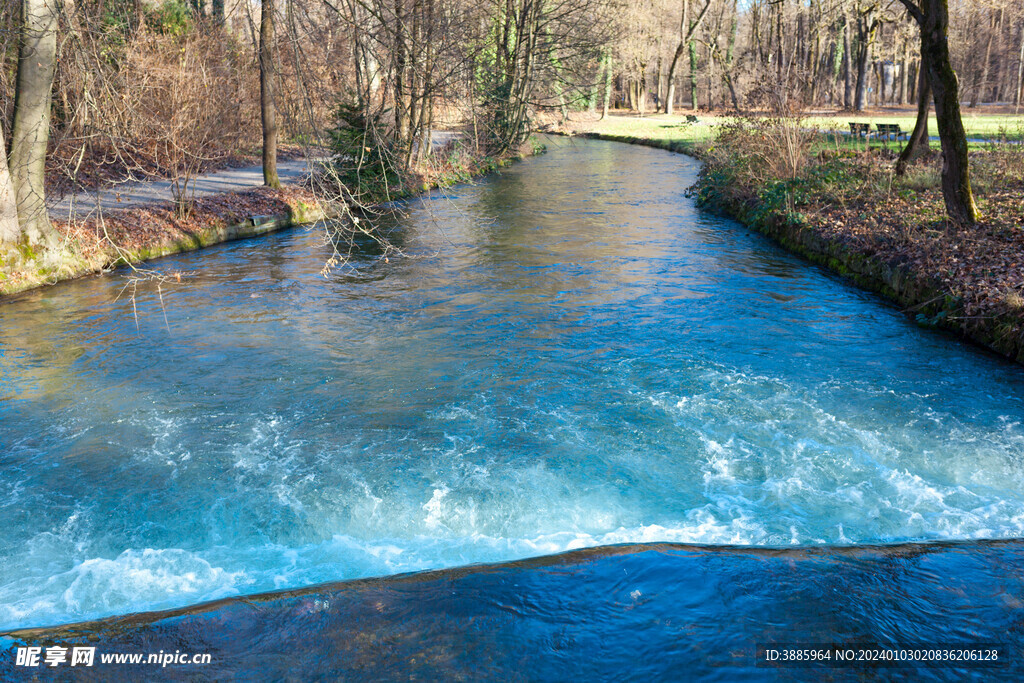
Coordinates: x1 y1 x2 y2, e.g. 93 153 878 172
1 137 1023 636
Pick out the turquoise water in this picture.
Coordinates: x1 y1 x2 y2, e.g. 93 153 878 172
1 137 1023 631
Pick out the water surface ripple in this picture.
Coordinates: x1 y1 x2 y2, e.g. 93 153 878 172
1 137 1023 630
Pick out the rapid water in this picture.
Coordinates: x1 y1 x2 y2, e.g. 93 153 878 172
1 137 1023 631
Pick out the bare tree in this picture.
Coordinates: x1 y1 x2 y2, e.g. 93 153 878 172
664 0 712 114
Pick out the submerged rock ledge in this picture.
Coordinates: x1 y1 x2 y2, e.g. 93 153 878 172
2 540 1023 679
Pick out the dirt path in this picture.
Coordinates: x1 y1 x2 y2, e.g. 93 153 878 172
48 130 465 220
47 159 316 220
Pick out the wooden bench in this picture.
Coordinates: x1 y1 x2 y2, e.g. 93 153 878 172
848 122 871 138
875 123 908 141
685 114 699 124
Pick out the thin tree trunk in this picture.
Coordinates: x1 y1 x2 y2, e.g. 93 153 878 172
899 33 909 104
588 58 599 115
601 52 612 119
636 62 647 114
705 41 715 109
897 50 931 176
842 15 852 109
655 55 663 109
260 0 280 188
774 1 783 81
688 38 698 110
9 0 59 247
394 0 409 147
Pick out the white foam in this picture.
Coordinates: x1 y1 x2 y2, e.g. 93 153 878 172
0 548 243 630
5 362 1024 630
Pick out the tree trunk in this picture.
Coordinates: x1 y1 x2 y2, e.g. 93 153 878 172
393 0 409 145
854 53 868 111
854 14 873 111
899 34 910 104
9 0 59 247
896 50 931 176
972 10 995 108
665 0 689 116
601 53 612 119
688 39 698 110
774 1 783 81
0 124 19 246
636 63 647 113
655 55 663 109
923 0 978 224
899 0 979 225
723 0 739 109
665 45 682 114
1016 21 1024 113
842 15 852 109
989 8 1003 103
260 0 280 188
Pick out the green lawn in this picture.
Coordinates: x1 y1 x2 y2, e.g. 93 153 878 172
574 111 1024 152
572 113 719 146
804 113 1024 141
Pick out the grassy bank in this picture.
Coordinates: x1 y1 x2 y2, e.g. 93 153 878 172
561 110 1024 150
804 112 1024 142
560 113 1024 365
0 139 541 299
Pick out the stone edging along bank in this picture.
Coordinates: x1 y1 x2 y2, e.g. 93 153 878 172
0 195 326 300
564 130 1024 366
110 204 325 270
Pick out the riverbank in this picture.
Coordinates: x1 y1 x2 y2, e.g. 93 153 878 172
0 187 324 299
556 113 1024 365
0 139 539 299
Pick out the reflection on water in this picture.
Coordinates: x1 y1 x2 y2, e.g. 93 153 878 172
1 137 1023 631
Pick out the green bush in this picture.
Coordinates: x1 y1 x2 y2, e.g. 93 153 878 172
328 102 400 203
146 0 193 37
